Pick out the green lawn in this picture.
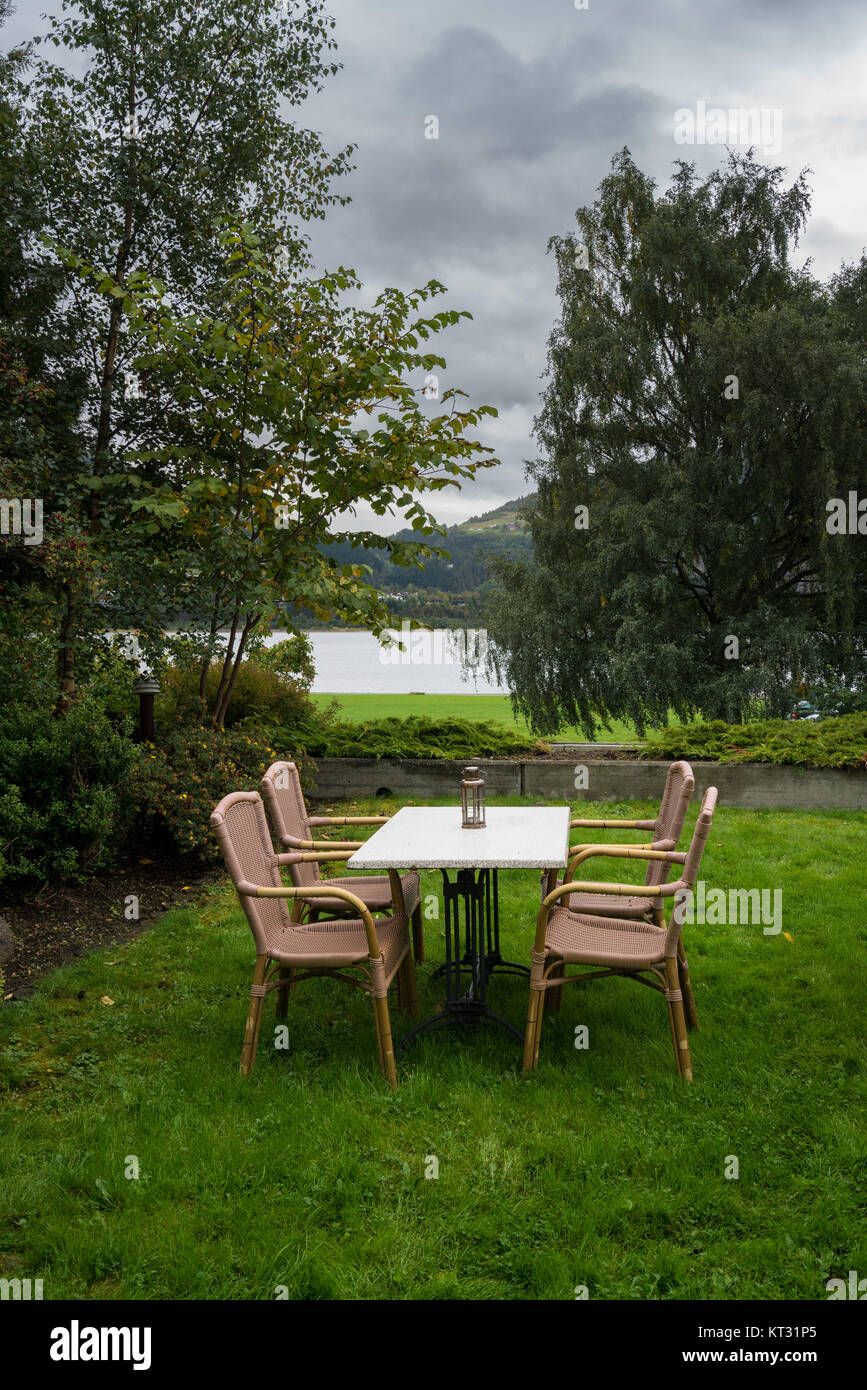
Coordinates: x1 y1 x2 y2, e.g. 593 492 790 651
1 796 865 1300
312 692 644 742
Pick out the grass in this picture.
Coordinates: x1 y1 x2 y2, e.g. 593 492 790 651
1 796 865 1300
311 692 643 742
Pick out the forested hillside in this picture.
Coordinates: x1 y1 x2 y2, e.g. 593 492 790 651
297 495 535 627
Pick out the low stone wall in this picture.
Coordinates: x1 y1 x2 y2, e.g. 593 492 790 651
310 757 867 810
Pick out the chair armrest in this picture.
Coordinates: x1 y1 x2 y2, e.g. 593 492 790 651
309 815 390 827
565 839 676 880
569 840 656 853
276 850 356 865
281 837 364 852
239 882 384 959
569 818 656 831
565 839 656 879
535 847 688 950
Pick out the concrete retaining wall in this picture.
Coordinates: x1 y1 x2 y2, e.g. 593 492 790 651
310 757 867 810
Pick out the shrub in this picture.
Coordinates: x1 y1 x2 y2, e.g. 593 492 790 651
274 713 548 760
160 647 314 730
0 701 139 883
807 682 867 718
641 712 867 770
0 624 57 709
132 721 316 862
78 639 149 725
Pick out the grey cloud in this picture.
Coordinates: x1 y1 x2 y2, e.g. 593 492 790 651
4 0 866 530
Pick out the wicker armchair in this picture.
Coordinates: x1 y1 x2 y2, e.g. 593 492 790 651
211 790 417 1088
545 760 697 1025
563 760 695 920
261 760 424 962
524 787 718 1081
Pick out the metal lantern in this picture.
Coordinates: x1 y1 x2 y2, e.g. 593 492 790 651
460 765 486 829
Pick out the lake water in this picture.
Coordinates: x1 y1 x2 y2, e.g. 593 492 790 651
127 625 509 695
266 628 509 695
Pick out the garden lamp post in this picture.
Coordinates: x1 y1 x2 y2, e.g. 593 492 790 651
133 674 160 743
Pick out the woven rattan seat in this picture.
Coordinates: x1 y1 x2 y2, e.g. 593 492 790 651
311 872 420 920
265 914 409 971
545 909 666 969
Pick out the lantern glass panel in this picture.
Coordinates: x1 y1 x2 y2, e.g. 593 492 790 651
460 766 486 828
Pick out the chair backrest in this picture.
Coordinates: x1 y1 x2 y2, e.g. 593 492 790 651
681 786 718 889
211 790 292 954
261 760 319 890
645 760 695 887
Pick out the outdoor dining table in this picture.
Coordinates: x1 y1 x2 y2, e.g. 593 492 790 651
346 805 571 1047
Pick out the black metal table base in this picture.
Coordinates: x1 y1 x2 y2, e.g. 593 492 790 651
432 951 529 982
398 867 528 1050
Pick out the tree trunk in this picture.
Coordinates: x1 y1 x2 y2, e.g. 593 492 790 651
213 613 259 730
53 587 77 717
210 604 240 725
198 593 224 717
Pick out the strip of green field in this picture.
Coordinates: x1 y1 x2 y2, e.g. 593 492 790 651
311 692 643 742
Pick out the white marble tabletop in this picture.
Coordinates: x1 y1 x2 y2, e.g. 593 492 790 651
346 805 572 871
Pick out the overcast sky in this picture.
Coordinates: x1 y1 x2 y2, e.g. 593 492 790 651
7 0 867 530
295 0 867 529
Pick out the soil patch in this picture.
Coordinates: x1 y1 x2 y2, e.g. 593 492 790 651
1 855 221 1000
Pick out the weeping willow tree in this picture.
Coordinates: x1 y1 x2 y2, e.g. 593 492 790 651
487 149 867 735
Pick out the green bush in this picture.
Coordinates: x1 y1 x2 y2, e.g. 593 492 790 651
160 647 313 730
641 712 867 770
0 701 139 883
132 721 316 862
0 624 57 709
276 713 548 760
807 682 867 717
78 639 149 724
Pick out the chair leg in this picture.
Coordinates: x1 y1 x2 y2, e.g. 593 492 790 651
411 901 425 963
372 995 397 1089
524 950 549 1070
276 967 291 1019
664 956 693 1082
523 986 542 1071
665 987 682 1078
373 1001 385 1070
678 941 699 1031
395 959 405 1011
240 955 268 1077
532 987 546 1068
400 946 419 1018
545 955 565 1012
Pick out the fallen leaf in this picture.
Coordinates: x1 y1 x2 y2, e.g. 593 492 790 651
782 932 794 943
100 995 115 1006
